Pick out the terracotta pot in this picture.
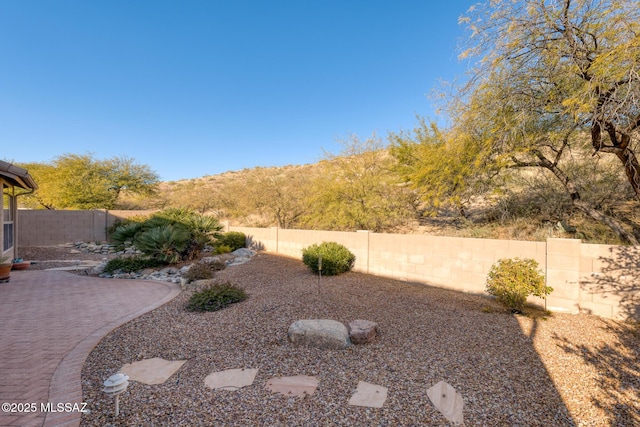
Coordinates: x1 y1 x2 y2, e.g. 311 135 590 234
12 261 30 271
0 264 11 282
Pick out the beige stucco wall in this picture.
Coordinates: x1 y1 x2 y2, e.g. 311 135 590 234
231 226 638 321
16 212 637 321
17 209 157 246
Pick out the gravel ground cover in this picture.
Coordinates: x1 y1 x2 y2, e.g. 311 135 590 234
18 246 639 425
62 251 640 426
19 245 116 270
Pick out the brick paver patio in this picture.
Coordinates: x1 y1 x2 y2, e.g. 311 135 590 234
0 270 180 427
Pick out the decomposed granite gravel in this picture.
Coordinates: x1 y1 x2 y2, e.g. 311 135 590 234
80 253 639 426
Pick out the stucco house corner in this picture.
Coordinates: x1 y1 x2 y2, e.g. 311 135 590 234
0 160 37 261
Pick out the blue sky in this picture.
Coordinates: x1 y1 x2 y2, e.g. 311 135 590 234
1 1 476 182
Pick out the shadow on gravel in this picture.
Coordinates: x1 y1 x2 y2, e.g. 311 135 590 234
553 245 640 426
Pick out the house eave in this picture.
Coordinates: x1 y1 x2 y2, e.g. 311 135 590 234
0 160 38 190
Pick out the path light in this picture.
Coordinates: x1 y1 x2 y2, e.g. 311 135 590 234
103 373 129 416
317 255 322 293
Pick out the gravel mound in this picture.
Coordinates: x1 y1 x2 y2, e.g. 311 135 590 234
80 253 639 426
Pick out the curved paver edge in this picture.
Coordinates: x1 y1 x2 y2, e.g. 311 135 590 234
43 279 181 427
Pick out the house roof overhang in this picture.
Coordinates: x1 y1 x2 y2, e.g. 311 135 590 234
0 160 38 191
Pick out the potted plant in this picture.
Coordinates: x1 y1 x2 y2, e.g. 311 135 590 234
0 255 12 282
11 257 30 271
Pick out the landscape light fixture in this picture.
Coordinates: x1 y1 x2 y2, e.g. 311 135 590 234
103 373 129 417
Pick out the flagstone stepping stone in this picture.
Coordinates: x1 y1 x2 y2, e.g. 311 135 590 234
348 381 388 408
427 381 464 425
288 319 351 349
265 375 319 397
204 368 259 391
120 357 186 385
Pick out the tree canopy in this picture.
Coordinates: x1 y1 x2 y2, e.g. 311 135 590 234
432 0 640 243
18 153 159 210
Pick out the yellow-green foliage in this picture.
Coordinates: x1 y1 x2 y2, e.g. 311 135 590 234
486 258 552 312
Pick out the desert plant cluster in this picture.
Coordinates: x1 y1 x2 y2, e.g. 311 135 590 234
105 208 245 272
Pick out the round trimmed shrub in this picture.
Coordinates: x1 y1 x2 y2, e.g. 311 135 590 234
186 282 247 312
302 242 355 276
485 258 552 312
216 231 246 252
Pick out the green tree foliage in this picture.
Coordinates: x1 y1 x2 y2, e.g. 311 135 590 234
390 118 491 218
237 167 312 228
17 153 159 210
442 0 640 243
301 135 419 231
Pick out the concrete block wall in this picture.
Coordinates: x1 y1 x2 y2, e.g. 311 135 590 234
18 209 157 246
577 243 640 320
18 210 108 246
14 209 637 321
230 226 638 321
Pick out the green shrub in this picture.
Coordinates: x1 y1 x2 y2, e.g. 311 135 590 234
183 262 214 281
485 258 552 312
108 208 223 263
109 222 144 250
302 242 355 276
134 225 191 264
217 231 246 252
215 245 232 254
186 282 248 312
183 259 226 281
103 256 166 274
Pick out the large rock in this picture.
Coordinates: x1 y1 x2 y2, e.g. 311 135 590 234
288 319 351 349
348 319 379 344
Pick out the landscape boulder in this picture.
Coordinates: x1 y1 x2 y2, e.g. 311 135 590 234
288 319 351 350
348 320 379 344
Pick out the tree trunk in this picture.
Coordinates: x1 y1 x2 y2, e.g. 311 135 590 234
518 150 640 245
572 200 639 245
591 122 640 202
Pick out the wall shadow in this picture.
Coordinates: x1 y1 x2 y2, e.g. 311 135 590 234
245 234 265 251
551 245 640 425
581 245 640 321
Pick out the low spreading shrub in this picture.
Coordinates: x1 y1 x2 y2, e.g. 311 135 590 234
186 282 248 312
302 242 355 276
485 258 552 312
217 231 246 252
182 259 226 282
103 256 166 274
215 245 232 254
182 262 214 281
